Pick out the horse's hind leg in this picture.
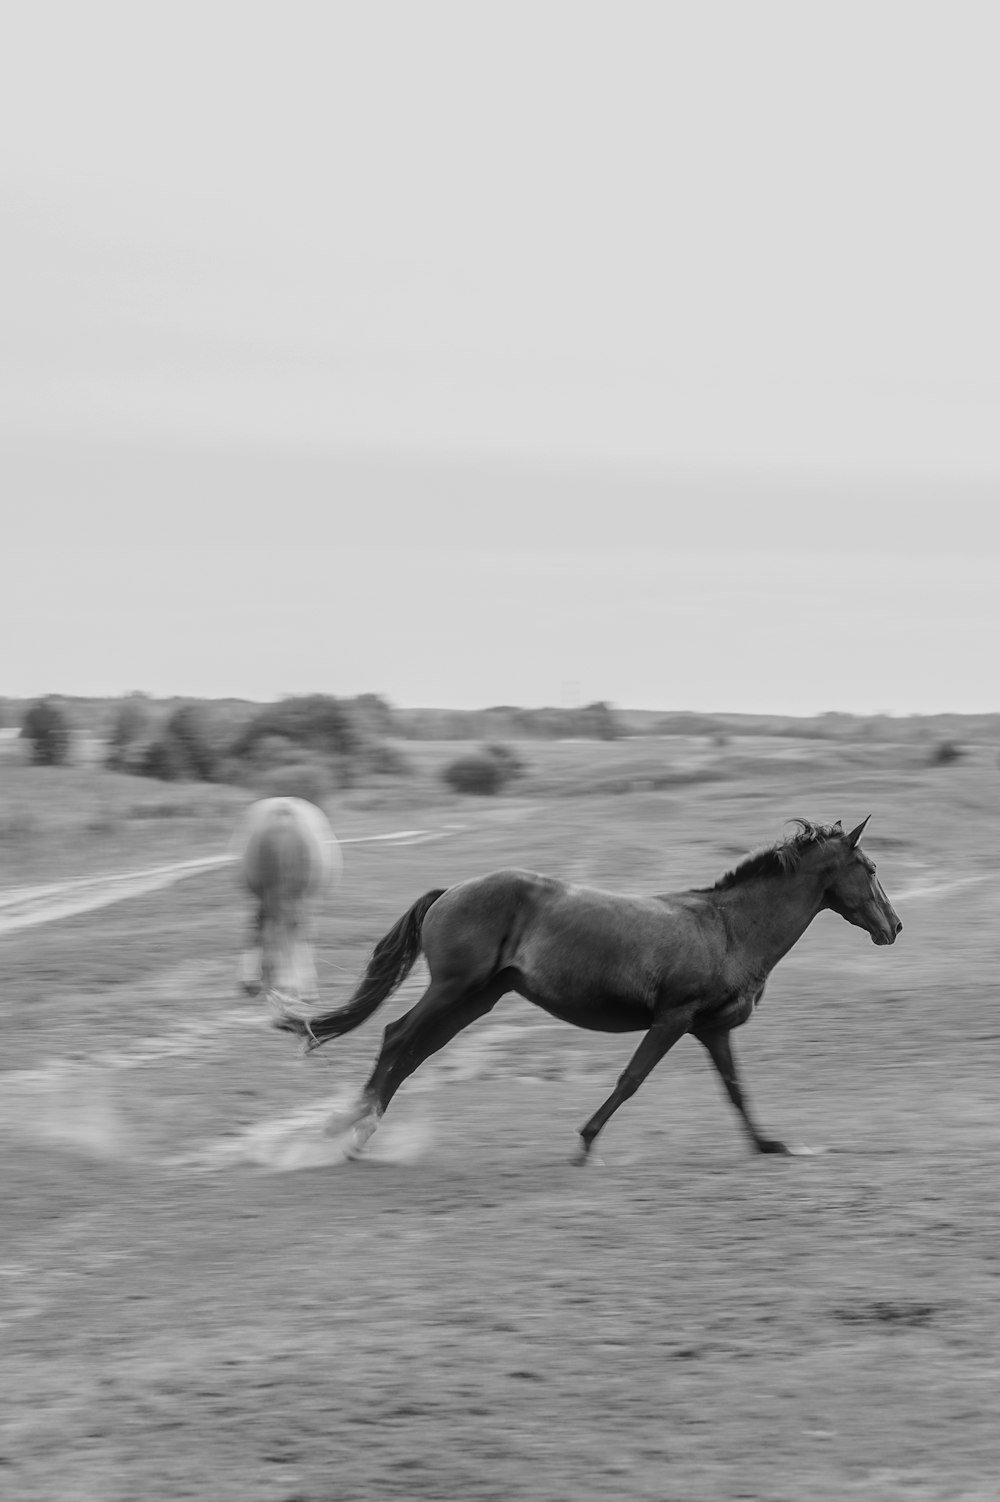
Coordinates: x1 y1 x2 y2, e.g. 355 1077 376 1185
345 978 505 1154
239 906 264 997
693 1025 801 1155
293 933 319 1002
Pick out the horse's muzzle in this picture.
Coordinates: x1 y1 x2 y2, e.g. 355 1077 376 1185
872 915 902 945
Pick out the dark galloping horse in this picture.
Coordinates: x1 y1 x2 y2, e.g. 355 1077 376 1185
286 818 901 1162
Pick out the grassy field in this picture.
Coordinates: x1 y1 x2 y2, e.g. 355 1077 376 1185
1 734 999 1499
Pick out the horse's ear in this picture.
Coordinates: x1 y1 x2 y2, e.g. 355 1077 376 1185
833 819 843 832
846 815 870 849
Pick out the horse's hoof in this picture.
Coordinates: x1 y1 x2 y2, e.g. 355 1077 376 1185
337 1106 381 1160
571 1143 605 1167
757 1138 814 1157
270 1015 302 1035
345 1127 377 1161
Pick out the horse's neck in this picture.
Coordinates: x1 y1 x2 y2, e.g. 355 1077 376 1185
721 868 827 972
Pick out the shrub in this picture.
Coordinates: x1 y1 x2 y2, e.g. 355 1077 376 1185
139 737 188 782
21 697 73 766
106 693 152 769
140 703 220 782
225 694 402 791
168 704 219 778
362 741 413 777
482 742 526 779
232 695 362 763
350 693 398 737
443 752 509 795
243 733 304 770
575 701 622 740
928 740 964 767
106 693 153 769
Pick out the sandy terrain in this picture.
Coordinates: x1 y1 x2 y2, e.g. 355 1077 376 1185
2 748 998 1499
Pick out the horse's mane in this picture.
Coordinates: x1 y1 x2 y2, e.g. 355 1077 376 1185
709 820 844 891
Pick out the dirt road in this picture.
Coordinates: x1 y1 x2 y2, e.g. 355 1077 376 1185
0 825 457 938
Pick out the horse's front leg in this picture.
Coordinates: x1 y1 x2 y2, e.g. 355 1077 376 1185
693 1025 810 1156
575 1009 695 1165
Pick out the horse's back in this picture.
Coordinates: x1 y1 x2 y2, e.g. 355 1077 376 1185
423 866 684 956
237 797 341 899
429 866 689 924
422 866 720 1008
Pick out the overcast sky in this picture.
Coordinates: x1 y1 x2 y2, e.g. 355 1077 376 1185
2 2 998 712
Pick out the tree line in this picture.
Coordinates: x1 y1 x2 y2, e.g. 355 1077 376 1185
13 693 626 798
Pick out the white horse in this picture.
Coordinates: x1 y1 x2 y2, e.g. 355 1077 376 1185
235 797 342 1020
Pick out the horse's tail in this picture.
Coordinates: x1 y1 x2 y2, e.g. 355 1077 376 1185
297 889 447 1051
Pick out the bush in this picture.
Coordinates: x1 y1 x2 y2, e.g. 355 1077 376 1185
225 694 403 791
106 692 152 770
232 695 362 763
482 742 526 779
442 751 513 795
575 701 622 740
168 704 220 778
495 702 623 740
242 733 304 771
139 737 187 782
139 703 220 782
362 741 413 777
350 693 398 737
928 740 964 767
21 697 73 766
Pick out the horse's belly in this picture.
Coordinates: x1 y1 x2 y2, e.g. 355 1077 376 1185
511 975 652 1033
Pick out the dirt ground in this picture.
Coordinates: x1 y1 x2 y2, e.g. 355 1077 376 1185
2 745 999 1500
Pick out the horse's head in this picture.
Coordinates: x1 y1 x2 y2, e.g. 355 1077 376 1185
822 817 902 946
